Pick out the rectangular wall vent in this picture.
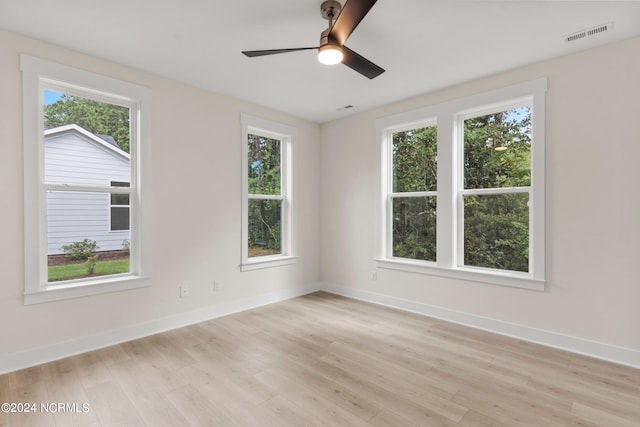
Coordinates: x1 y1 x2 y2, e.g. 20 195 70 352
565 22 613 43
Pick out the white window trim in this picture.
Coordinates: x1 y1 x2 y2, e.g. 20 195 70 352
376 78 546 291
240 113 297 271
21 54 152 304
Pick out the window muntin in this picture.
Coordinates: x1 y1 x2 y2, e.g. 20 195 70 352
241 114 296 271
377 78 546 290
22 54 152 304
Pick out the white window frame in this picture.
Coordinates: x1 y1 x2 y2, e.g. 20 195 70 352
384 117 439 262
21 54 152 304
376 78 546 290
241 113 297 271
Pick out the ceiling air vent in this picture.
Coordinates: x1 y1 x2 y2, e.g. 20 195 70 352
565 22 613 43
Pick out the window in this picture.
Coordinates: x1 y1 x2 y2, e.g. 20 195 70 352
391 122 438 262
377 79 546 290
21 55 152 304
460 104 531 273
110 181 130 231
241 114 296 271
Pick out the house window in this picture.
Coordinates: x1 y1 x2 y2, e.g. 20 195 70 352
21 55 152 304
390 123 438 261
377 78 546 290
460 105 531 273
241 114 296 271
110 181 130 231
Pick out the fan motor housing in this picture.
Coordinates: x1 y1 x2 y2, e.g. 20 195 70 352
321 0 342 21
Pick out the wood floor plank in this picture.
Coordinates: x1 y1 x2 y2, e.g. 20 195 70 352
43 358 99 426
259 394 328 427
1 291 639 426
4 380 55 427
571 401 640 427
68 350 116 391
267 357 382 422
254 368 373 427
84 381 145 427
334 371 459 426
164 384 239 427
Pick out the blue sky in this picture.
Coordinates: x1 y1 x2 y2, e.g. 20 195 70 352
44 89 62 105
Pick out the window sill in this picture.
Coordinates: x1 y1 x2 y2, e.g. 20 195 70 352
24 274 150 305
241 255 297 272
376 258 545 291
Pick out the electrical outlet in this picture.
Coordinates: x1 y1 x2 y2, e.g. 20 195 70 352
370 271 378 281
180 285 189 298
213 280 221 291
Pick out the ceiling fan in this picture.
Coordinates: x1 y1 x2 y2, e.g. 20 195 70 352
242 0 385 79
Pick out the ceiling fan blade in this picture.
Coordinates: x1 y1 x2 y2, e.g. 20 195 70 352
329 0 379 46
342 45 385 79
242 47 318 57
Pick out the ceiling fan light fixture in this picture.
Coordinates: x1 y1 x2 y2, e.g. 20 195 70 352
318 44 343 65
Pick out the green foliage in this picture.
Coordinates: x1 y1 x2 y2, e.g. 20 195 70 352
393 126 438 192
44 93 130 152
248 134 280 195
463 108 531 189
393 196 437 261
248 199 281 256
61 239 99 260
464 194 529 272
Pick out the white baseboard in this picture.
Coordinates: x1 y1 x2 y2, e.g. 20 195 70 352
3 282 638 374
0 283 322 375
322 283 640 369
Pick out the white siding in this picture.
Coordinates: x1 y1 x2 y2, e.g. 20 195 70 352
45 128 130 254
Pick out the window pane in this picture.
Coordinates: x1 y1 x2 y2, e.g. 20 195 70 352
464 193 529 272
110 193 129 205
47 191 130 282
248 134 281 195
248 199 282 257
111 207 130 231
392 125 437 192
392 196 437 261
44 90 131 186
464 107 531 189
110 182 130 207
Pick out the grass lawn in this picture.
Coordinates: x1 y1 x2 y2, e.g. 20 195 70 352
48 259 130 282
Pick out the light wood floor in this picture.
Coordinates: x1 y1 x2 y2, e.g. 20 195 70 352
1 292 639 426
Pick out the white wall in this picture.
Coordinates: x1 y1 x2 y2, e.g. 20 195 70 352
320 36 640 363
0 30 321 369
1 29 639 371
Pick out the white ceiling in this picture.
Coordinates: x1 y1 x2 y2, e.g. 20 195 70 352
1 0 639 123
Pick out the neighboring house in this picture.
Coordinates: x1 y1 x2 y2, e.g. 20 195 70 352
44 124 130 255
